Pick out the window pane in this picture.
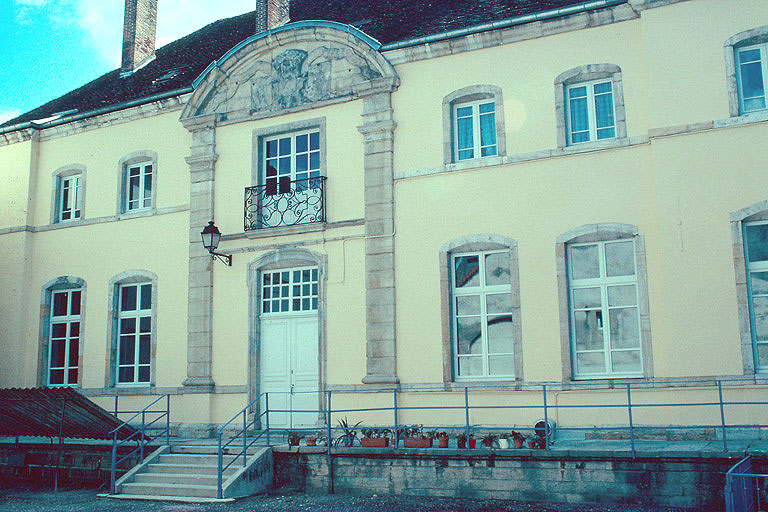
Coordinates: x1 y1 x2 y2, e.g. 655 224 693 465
119 367 134 383
457 317 482 355
296 154 308 172
68 369 78 384
569 96 588 136
740 60 766 106
457 116 474 159
573 287 601 309
140 284 152 310
594 91 614 131
609 307 640 349
296 134 308 152
279 137 291 154
52 323 67 339
486 293 513 314
139 335 151 364
121 318 136 334
50 369 65 385
267 139 278 157
479 110 496 150
53 292 69 316
454 256 480 288
608 285 637 307
70 291 81 316
310 131 319 150
458 356 482 377
51 339 66 367
488 355 515 376
576 352 605 374
605 241 635 276
487 315 513 353
757 343 768 369
746 224 768 262
485 253 510 285
138 366 150 382
611 350 641 373
69 339 79 367
750 272 768 295
573 311 604 351
119 337 135 365
752 296 768 341
139 316 151 333
456 295 480 316
121 285 137 311
570 245 599 280
70 322 80 338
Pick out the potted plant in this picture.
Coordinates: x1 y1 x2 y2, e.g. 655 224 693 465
402 425 433 448
360 428 390 447
456 432 475 449
480 432 498 449
333 417 362 447
527 438 537 449
510 431 525 449
436 431 450 448
287 431 303 447
306 432 318 446
497 433 510 449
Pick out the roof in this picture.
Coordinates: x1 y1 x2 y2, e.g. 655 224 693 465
0 387 136 440
1 0 598 129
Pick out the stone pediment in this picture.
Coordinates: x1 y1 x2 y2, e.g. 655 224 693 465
182 22 398 122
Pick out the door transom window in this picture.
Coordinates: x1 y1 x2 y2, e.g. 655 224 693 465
261 267 318 315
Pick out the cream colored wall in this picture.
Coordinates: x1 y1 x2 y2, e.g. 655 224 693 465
0 139 33 228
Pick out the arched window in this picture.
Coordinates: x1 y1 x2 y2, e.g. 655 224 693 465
442 85 506 164
51 164 86 224
118 150 157 214
439 235 522 382
724 26 768 116
556 224 652 380
39 276 86 387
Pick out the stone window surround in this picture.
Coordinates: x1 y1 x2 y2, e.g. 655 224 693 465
251 117 327 188
117 150 159 215
439 234 523 384
555 64 627 148
724 26 768 117
106 270 159 388
555 223 653 382
442 85 506 165
730 200 768 375
247 247 328 422
38 276 86 387
50 164 87 225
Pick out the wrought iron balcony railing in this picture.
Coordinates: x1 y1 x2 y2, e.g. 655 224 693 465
244 176 326 231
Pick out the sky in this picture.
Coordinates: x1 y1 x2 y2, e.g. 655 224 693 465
0 0 257 124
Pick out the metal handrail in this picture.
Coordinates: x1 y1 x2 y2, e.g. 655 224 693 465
110 394 170 494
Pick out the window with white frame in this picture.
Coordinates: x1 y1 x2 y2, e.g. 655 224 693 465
568 239 642 378
451 251 515 379
743 221 768 371
124 161 153 212
57 174 82 222
736 43 768 114
454 100 497 161
48 288 81 386
117 283 152 384
264 131 320 196
261 267 318 315
567 79 616 144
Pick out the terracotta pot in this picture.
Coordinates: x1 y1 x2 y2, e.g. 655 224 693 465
403 437 433 448
306 436 317 447
527 439 536 449
361 437 389 447
468 439 476 449
438 436 449 448
513 437 524 449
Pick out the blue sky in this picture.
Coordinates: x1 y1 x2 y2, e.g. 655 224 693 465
1 0 257 123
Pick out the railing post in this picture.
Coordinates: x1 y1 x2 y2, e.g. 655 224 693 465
114 395 118 418
110 431 117 494
140 411 145 463
217 432 223 499
393 388 399 447
718 380 728 453
626 383 635 460
166 394 170 447
243 410 247 467
543 384 549 450
464 387 470 447
326 391 332 456
266 393 270 447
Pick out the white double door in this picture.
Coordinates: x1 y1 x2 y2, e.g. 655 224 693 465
260 314 319 428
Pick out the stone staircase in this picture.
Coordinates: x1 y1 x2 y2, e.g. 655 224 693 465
110 443 273 501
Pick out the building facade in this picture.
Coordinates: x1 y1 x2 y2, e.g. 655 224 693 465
1 0 768 434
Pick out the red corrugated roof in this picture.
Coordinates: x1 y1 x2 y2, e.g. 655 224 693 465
0 387 136 440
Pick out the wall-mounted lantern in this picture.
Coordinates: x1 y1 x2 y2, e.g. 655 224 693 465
201 221 232 266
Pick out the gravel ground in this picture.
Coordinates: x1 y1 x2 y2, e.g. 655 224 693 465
0 488 696 512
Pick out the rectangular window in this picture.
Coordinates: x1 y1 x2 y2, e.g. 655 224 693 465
264 131 321 196
49 289 81 386
117 283 152 384
454 101 497 161
126 162 153 211
568 240 642 378
744 221 768 371
58 174 82 222
567 80 616 144
737 44 768 113
262 267 318 315
452 251 514 379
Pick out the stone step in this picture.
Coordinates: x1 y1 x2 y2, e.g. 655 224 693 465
171 444 266 455
145 463 239 476
134 472 219 486
120 482 218 498
158 453 242 465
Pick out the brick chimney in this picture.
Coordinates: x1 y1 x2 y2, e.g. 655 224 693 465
255 0 290 33
121 0 158 76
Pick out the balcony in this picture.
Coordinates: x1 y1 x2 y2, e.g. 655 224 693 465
244 176 326 231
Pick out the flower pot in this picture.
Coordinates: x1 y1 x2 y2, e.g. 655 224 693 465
361 437 389 447
457 439 466 449
468 439 476 449
403 437 433 448
513 438 524 449
527 439 536 449
288 440 300 447
438 436 449 448
306 436 317 447
497 438 509 449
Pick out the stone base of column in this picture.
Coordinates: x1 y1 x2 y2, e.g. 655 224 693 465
362 373 400 385
182 376 216 392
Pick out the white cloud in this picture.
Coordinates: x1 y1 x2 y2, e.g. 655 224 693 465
0 109 22 124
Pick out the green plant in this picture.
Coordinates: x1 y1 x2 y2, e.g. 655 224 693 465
480 432 499 447
510 430 525 443
334 417 362 447
399 424 427 438
361 427 391 438
287 431 303 446
437 431 449 439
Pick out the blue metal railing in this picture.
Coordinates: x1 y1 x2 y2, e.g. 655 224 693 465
109 394 170 494
725 456 766 512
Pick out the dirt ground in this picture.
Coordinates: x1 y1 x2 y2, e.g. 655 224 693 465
0 488 698 512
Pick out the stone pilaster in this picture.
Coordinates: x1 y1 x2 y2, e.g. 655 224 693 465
182 115 218 391
358 88 398 384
